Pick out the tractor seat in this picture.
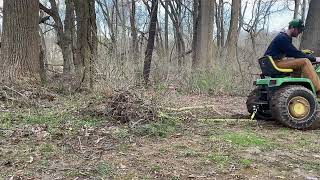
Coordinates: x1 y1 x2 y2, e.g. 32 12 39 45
258 56 293 78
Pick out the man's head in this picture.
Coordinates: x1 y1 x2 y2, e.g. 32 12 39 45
288 19 305 37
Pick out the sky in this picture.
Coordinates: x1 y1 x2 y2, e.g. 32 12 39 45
241 0 296 32
0 0 297 32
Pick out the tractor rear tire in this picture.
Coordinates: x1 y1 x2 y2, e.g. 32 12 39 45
311 112 320 130
246 88 272 121
271 85 320 130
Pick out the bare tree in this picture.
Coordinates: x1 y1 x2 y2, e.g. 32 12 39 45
225 0 241 66
164 0 169 53
215 0 225 48
129 0 139 61
301 0 307 21
294 0 301 19
300 0 320 56
143 0 158 84
40 0 76 82
242 0 280 55
97 0 118 53
74 0 98 89
1 0 40 82
192 0 214 70
160 0 186 66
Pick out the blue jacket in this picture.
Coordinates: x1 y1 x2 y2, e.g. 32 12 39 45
264 32 316 62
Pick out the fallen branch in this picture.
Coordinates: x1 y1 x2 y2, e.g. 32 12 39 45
165 105 223 116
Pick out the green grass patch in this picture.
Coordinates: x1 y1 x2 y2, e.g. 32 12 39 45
0 112 18 128
207 153 230 167
173 144 189 149
133 114 179 138
221 132 272 148
39 143 56 159
150 164 161 173
96 162 113 177
181 149 199 158
0 111 106 134
117 143 130 152
239 158 253 168
65 169 88 178
24 113 65 125
40 143 55 153
112 128 129 141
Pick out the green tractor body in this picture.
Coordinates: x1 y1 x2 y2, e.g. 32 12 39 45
255 77 316 94
247 54 320 130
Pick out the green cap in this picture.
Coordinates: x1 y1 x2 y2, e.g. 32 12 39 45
289 19 305 31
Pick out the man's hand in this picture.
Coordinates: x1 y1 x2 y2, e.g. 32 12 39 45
316 57 320 63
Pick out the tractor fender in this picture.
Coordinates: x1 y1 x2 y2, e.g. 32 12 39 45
255 78 316 94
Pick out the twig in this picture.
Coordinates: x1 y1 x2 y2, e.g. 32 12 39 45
78 136 84 153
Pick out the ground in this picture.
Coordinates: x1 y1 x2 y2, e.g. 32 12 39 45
1 90 320 180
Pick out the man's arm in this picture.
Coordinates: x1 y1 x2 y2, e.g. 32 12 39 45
279 37 316 62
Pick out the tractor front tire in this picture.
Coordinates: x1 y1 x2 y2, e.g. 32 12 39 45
246 88 272 121
271 85 320 130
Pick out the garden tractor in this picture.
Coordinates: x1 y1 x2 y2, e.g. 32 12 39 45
247 50 320 130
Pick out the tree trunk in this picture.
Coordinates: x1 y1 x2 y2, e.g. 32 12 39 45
192 0 200 68
160 0 185 66
219 0 225 47
40 0 76 85
302 0 307 21
39 10 48 85
192 0 214 70
225 0 241 65
63 0 76 79
74 0 97 90
39 26 48 84
300 0 320 56
164 0 169 53
1 0 40 82
215 0 221 48
143 0 158 85
129 0 139 61
294 0 301 19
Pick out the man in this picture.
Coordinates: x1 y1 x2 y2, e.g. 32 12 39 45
264 19 320 96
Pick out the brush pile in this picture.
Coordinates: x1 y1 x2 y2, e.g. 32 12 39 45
83 90 159 125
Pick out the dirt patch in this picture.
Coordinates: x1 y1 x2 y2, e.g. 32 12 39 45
159 92 248 119
2 119 320 179
2 89 319 179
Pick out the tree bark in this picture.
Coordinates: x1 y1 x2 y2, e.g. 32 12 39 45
220 0 225 47
74 0 97 90
39 11 48 84
63 0 76 78
300 0 320 56
225 0 241 65
294 0 301 19
301 0 307 21
40 0 76 83
164 0 169 53
143 0 158 85
39 26 48 84
129 0 139 61
1 0 40 82
192 0 200 68
192 0 214 70
160 0 185 65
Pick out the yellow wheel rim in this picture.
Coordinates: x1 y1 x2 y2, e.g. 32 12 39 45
288 96 310 120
